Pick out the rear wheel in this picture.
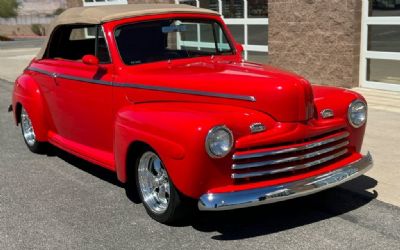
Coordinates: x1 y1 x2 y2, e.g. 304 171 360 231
20 107 46 153
136 150 189 224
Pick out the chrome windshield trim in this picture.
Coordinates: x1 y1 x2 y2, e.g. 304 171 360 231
232 131 350 160
232 149 349 179
199 152 373 211
27 66 256 102
232 141 349 170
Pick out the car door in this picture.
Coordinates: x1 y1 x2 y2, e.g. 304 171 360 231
38 25 114 166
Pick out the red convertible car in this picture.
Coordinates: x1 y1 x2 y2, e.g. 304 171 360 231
11 4 372 223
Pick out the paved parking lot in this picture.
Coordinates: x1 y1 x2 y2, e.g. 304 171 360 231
1 41 400 249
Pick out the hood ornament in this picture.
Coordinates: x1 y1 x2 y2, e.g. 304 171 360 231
321 109 334 119
250 123 266 133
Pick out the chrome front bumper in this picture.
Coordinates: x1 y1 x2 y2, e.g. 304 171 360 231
198 152 373 211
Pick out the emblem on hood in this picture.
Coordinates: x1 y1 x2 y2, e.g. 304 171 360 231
321 109 334 119
250 123 266 133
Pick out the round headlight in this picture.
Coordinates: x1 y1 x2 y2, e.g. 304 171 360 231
348 99 367 128
205 126 234 158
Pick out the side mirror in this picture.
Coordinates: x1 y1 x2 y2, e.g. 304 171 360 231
235 43 244 56
82 54 99 66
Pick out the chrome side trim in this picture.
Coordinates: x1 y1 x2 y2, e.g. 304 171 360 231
27 66 256 102
198 152 373 211
232 141 349 170
232 148 348 179
58 72 113 86
232 131 350 160
28 67 54 77
29 66 116 86
114 82 256 101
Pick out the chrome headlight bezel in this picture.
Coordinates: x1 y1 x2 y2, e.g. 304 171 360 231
348 99 367 128
205 125 234 158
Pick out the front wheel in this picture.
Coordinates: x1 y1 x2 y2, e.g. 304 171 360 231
20 107 46 153
136 150 190 224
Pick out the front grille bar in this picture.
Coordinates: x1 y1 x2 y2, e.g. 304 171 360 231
232 149 349 179
232 140 349 170
233 131 350 160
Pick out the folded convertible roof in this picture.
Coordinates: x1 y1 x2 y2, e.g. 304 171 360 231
54 4 218 25
36 4 219 59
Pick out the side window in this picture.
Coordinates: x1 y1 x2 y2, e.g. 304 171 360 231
46 25 111 64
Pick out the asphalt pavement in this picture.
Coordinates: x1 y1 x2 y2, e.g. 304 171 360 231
1 39 400 249
1 78 400 249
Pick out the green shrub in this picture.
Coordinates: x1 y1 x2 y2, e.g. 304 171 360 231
53 8 65 16
0 34 13 41
0 0 19 18
31 24 46 36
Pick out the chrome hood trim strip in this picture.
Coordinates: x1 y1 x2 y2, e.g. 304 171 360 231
27 66 256 102
198 152 373 211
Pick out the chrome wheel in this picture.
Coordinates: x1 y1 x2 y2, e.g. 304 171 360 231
21 107 36 147
138 152 171 214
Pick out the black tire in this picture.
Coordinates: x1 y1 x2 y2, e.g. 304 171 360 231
20 107 47 154
135 150 192 224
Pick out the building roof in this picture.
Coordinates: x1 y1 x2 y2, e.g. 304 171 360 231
37 4 219 59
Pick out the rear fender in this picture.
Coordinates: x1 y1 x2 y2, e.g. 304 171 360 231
12 74 48 141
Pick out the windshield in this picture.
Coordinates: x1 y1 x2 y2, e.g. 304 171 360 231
114 19 234 65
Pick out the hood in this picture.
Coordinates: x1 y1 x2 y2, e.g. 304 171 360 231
119 58 314 122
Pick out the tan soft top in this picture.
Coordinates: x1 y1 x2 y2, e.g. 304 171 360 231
37 4 219 59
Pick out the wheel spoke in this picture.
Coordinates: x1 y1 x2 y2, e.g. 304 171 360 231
158 184 168 202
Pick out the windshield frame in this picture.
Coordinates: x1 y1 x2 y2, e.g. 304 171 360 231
113 17 236 66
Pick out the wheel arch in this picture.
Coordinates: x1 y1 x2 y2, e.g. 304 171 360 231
114 117 187 185
14 102 22 124
125 140 153 184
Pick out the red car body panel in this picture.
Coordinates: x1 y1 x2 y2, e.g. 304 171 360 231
12 13 368 199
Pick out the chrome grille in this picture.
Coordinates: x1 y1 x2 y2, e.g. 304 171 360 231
232 131 350 180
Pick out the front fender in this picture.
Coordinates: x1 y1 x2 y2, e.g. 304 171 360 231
12 74 48 141
312 85 367 152
114 102 273 198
